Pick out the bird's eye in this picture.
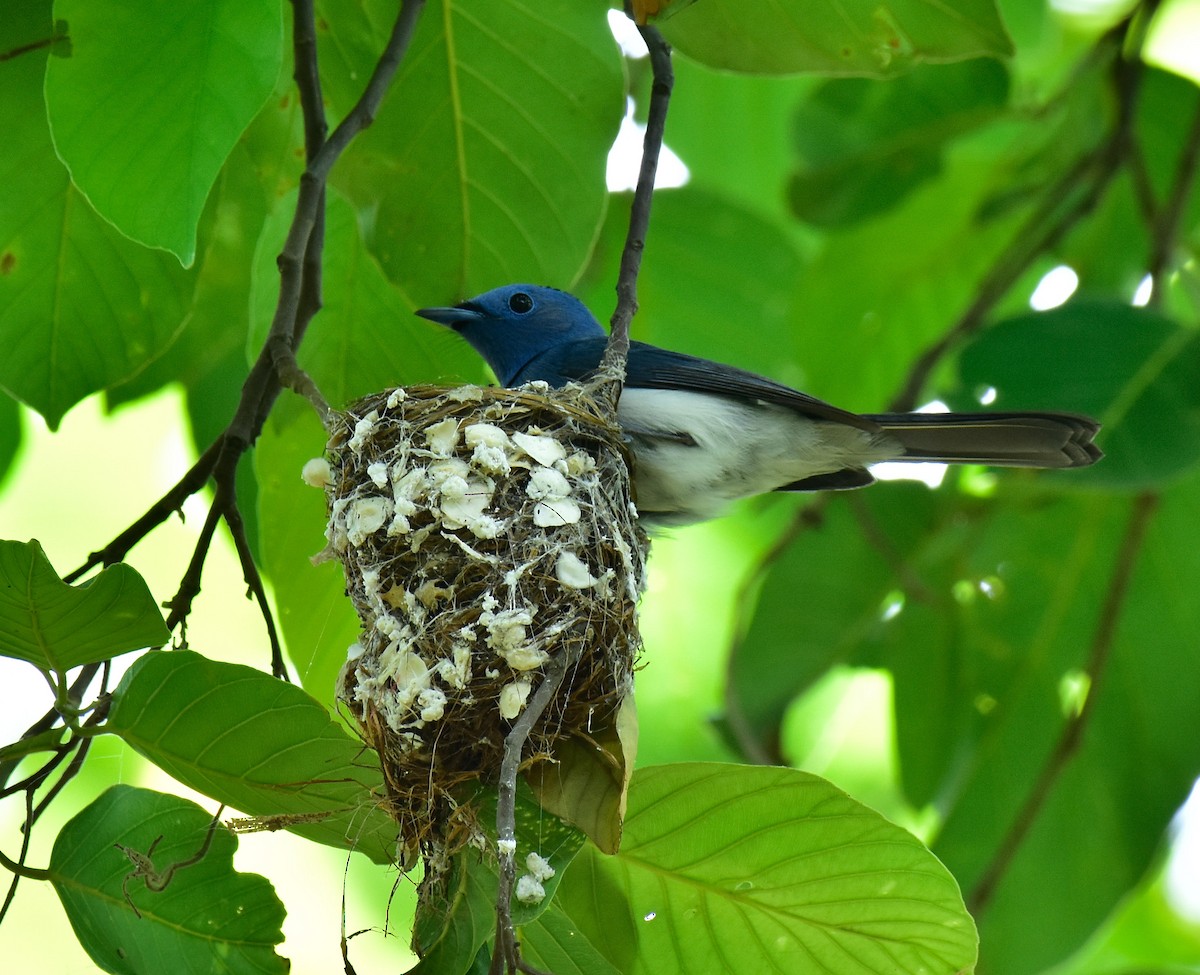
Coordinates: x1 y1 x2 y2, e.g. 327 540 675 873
508 292 534 314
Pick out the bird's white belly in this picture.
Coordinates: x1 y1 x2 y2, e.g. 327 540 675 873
617 388 894 524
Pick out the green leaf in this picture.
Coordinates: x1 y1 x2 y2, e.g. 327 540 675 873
44 0 283 265
789 59 1010 226
0 539 168 673
556 763 978 975
930 480 1200 973
106 649 399 864
517 906 623 975
661 0 1013 77
954 301 1200 488
0 4 193 429
249 189 483 408
325 0 624 299
50 785 287 975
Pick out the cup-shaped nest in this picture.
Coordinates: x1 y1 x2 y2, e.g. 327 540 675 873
323 383 646 860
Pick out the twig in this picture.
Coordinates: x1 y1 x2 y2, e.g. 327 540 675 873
490 653 571 975
967 491 1159 915
1146 99 1200 302
600 13 674 390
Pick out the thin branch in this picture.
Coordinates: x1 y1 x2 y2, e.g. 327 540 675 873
600 13 674 391
967 491 1159 916
490 653 571 975
1146 98 1200 301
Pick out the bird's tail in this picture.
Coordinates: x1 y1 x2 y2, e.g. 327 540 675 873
863 411 1103 469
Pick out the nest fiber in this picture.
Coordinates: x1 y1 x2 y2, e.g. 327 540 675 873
323 383 646 857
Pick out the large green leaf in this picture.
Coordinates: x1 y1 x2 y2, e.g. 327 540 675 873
927 478 1200 973
44 0 283 265
0 1 193 429
661 0 1013 77
789 59 1010 226
50 785 287 975
954 301 1200 488
0 539 168 673
106 649 399 864
556 763 978 975
324 0 624 300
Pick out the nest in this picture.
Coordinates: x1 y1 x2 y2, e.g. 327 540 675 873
320 382 647 862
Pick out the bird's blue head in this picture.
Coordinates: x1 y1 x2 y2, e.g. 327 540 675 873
416 284 606 386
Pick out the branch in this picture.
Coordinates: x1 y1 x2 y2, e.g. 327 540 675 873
1146 98 1200 301
490 652 570 975
967 491 1159 916
600 12 674 393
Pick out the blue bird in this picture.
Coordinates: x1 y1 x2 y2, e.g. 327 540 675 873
417 285 1101 527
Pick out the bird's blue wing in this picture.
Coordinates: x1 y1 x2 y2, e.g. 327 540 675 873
513 338 878 432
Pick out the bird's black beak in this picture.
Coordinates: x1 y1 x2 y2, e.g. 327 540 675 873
414 302 485 331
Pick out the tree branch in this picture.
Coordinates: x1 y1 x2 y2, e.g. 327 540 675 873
490 652 570 975
600 11 674 393
1146 98 1200 302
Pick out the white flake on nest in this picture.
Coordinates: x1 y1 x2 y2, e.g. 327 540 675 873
525 465 581 526
418 687 447 722
499 677 532 719
526 466 571 500
348 410 380 453
465 423 513 474
555 551 598 590
439 477 494 529
301 457 332 488
534 498 581 527
435 645 472 688
367 461 389 488
483 608 546 670
424 417 460 455
512 431 566 468
525 852 555 881
566 450 596 477
447 385 485 403
385 388 406 408
361 567 382 599
347 496 392 546
468 514 504 539
515 875 546 905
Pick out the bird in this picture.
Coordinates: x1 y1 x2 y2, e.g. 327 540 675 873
416 284 1102 527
